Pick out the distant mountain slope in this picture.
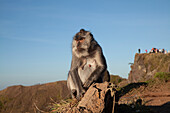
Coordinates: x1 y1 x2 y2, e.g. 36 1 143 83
128 53 170 83
110 75 127 85
0 81 70 113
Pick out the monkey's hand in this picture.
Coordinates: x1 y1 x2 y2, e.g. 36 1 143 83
83 79 93 88
77 89 85 101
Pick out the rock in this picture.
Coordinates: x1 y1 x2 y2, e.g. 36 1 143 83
67 82 116 113
128 53 170 83
67 107 81 113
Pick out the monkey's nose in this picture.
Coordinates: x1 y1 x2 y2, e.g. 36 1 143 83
77 42 81 47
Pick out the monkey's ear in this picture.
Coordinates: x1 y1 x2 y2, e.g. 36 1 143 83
80 29 85 33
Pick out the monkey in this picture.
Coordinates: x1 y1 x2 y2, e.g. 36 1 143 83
67 29 110 99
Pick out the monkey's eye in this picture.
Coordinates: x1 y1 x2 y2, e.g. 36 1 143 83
75 36 85 41
79 37 85 40
79 38 85 43
76 35 80 39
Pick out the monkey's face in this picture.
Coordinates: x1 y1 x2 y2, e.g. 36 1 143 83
74 36 85 51
72 29 94 57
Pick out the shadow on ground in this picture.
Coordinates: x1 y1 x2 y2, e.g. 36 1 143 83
115 102 170 113
114 82 170 113
116 82 147 102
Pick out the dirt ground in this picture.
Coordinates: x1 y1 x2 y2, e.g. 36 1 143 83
118 81 170 113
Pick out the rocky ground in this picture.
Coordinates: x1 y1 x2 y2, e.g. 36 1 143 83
117 80 170 113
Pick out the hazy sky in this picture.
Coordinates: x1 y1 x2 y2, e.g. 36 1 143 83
0 0 170 90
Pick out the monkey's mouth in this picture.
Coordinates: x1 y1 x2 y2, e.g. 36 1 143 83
77 47 85 52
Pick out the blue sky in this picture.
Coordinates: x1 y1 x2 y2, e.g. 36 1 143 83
0 0 170 90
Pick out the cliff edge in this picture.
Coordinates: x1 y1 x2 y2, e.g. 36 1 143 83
128 53 170 83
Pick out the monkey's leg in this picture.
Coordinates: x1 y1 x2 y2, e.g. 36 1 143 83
67 74 77 98
83 66 106 88
102 70 110 82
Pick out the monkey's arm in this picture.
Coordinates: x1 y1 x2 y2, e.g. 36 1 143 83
69 55 85 99
83 49 107 88
70 54 79 70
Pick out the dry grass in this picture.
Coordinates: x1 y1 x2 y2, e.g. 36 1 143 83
49 99 73 113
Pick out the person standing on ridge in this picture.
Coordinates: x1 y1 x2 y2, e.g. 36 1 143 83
162 49 165 54
138 49 141 53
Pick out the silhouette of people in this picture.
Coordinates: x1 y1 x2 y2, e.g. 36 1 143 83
149 48 167 54
138 48 168 54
